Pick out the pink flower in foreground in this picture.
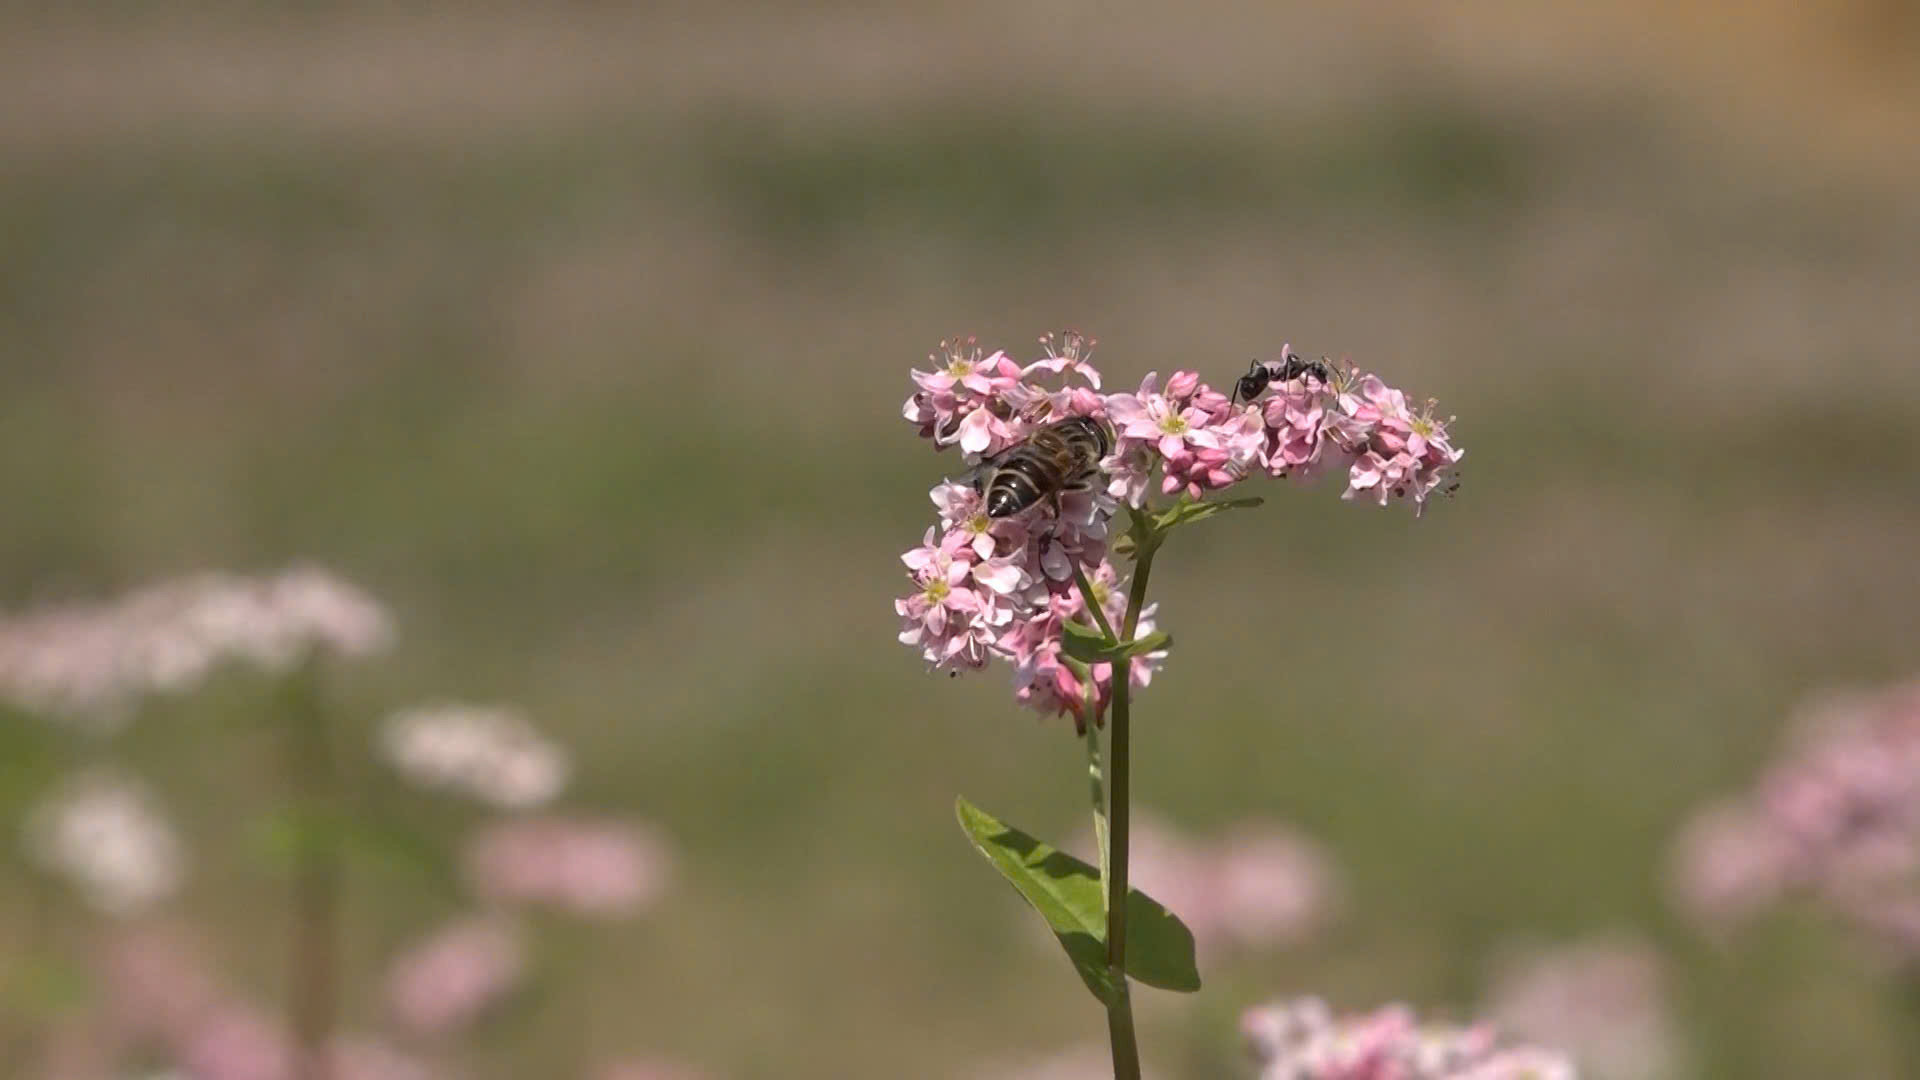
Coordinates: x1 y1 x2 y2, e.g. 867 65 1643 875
465 817 673 918
1242 998 1574 1080
1335 375 1464 513
1106 372 1223 460
895 335 1462 723
386 916 525 1038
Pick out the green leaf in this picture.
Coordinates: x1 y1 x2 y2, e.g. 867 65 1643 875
1059 620 1116 663
955 796 1201 1000
1154 494 1264 531
1059 621 1171 665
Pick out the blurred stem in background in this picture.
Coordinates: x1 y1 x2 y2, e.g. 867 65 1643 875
285 659 339 1080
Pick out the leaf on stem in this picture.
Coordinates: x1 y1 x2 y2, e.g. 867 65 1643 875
955 796 1201 1001
1059 621 1172 665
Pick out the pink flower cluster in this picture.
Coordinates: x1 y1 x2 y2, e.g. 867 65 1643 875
464 816 674 918
1242 998 1576 1080
1482 936 1681 1080
895 335 1463 721
64 923 433 1080
1669 680 1920 955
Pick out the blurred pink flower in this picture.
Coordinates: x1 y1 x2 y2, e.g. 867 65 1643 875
386 916 525 1038
0 566 391 725
465 817 673 918
181 1007 295 1080
98 923 225 1047
25 769 183 917
380 704 569 810
1076 811 1339 954
1483 935 1682 1080
1242 998 1574 1080
1668 680 1920 956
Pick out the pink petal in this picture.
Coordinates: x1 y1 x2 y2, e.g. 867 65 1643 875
958 410 994 455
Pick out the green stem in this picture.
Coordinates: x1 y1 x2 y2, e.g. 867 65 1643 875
1082 685 1109 909
286 660 339 1080
1104 532 1158 1080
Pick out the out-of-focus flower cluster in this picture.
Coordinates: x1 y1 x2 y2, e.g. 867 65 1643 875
37 923 434 1080
463 816 673 917
381 704 570 810
894 336 1462 721
1482 936 1683 1080
24 769 183 917
1243 998 1576 1080
0 567 392 727
1076 809 1340 955
1668 680 1920 956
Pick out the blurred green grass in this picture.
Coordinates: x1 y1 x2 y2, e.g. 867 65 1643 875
3 6 1920 1078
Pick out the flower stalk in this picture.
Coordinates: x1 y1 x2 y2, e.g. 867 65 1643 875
285 659 339 1080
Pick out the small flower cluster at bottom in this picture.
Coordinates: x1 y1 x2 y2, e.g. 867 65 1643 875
1243 998 1577 1080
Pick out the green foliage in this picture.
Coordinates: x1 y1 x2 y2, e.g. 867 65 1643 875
248 806 459 900
1059 620 1172 666
955 797 1200 1002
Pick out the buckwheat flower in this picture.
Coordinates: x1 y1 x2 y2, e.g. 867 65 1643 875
25 769 183 917
0 568 391 727
1162 405 1269 498
380 704 570 810
99 923 225 1046
1484 936 1682 1080
1077 811 1338 953
1106 372 1223 460
895 529 1007 672
1669 680 1920 956
931 482 1001 560
1262 382 1333 478
1243 997 1575 1080
180 1006 295 1080
464 816 673 918
1336 377 1464 514
1026 330 1104 389
1666 801 1794 932
1102 441 1156 508
385 916 525 1037
1211 821 1341 949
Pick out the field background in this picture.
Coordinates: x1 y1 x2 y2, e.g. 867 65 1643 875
3 3 1919 1077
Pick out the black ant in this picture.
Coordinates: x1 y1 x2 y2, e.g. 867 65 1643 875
1229 353 1333 407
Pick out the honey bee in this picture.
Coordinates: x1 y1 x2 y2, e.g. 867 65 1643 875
969 415 1114 518
1229 353 1334 407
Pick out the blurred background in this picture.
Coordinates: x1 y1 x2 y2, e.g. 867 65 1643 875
2 3 1918 1078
